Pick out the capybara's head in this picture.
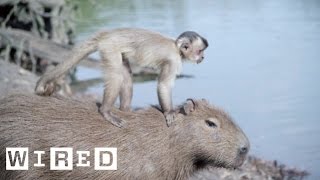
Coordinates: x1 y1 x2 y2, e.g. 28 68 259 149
174 99 250 170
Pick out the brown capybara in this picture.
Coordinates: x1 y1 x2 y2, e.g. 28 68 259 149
0 94 249 180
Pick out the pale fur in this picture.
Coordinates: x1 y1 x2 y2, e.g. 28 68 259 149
35 28 208 127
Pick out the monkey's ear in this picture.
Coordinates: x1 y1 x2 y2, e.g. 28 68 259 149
182 98 196 115
176 37 191 52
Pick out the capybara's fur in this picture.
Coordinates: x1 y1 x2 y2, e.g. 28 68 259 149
0 94 249 180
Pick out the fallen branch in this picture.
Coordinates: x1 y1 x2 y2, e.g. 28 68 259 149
0 28 101 69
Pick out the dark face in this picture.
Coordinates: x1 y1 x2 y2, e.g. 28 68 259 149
176 31 208 64
182 37 207 64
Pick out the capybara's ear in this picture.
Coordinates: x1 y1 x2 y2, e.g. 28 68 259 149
200 98 210 105
182 99 196 115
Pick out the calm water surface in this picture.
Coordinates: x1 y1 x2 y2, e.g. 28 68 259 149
73 0 320 178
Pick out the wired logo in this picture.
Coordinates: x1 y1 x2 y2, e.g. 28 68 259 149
6 147 117 171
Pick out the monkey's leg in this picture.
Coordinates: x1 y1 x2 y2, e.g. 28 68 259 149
158 63 178 127
99 51 126 128
119 57 133 111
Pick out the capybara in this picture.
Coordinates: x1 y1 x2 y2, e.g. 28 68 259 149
0 94 249 180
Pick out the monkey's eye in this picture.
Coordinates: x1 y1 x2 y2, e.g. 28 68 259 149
197 49 203 55
205 120 217 128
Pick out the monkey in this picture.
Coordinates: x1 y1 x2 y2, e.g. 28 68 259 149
35 28 209 128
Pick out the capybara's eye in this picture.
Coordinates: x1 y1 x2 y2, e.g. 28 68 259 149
205 120 217 128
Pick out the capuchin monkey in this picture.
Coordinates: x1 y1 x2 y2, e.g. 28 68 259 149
35 28 208 128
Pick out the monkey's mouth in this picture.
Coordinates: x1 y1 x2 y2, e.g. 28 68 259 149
196 59 203 64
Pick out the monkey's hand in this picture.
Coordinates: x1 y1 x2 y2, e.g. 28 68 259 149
164 110 177 127
99 108 126 128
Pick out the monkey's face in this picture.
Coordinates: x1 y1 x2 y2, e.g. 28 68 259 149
178 37 208 64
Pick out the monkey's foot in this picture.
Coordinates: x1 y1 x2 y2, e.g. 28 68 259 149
120 106 131 112
164 111 177 127
99 109 126 128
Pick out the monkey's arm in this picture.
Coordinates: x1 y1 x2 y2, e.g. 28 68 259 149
157 63 177 126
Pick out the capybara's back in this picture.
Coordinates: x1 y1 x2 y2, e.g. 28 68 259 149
0 94 249 180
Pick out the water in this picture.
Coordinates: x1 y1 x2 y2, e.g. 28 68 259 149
72 0 320 178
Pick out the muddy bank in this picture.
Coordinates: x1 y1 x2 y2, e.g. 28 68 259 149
0 60 309 179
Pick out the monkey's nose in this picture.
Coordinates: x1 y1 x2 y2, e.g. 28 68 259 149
197 59 203 64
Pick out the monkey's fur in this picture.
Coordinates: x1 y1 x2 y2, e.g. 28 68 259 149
0 94 249 180
35 28 209 127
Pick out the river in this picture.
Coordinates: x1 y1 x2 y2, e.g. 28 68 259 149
72 0 320 178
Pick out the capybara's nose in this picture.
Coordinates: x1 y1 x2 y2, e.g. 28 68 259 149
238 133 250 156
239 146 248 155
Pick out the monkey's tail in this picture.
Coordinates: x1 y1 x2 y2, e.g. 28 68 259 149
35 32 104 95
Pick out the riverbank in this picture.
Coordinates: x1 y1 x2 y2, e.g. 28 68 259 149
0 1 313 178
